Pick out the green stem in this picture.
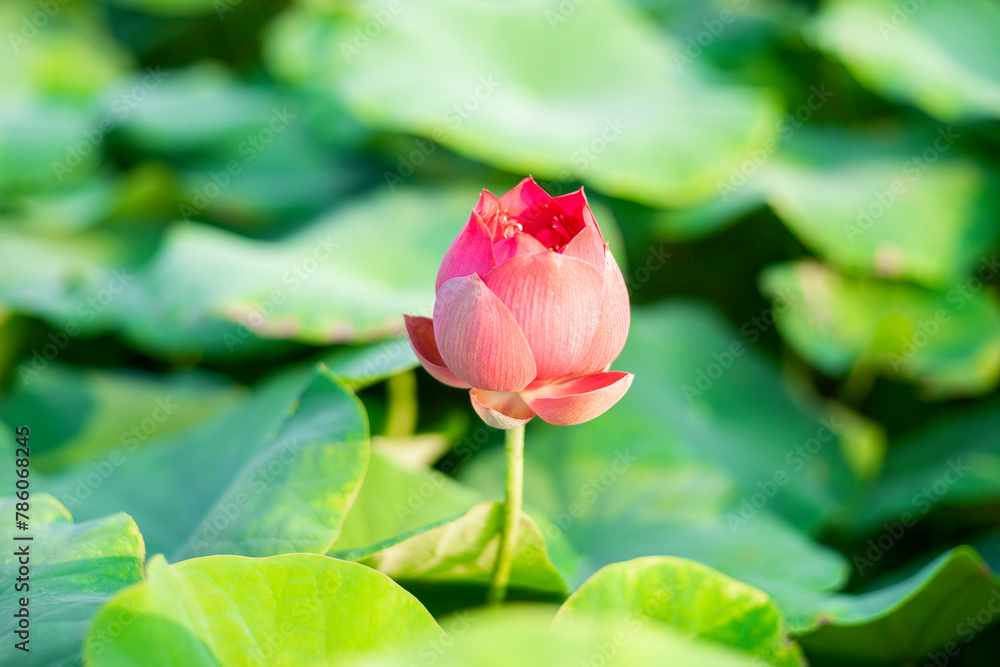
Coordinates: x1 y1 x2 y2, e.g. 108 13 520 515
384 371 418 437
487 424 525 606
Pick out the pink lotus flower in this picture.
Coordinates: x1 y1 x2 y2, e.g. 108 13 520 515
405 177 633 429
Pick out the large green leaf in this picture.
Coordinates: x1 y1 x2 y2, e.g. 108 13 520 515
763 129 1000 289
791 547 1000 664
116 186 473 355
38 367 369 560
85 553 442 666
810 0 1000 122
555 556 804 667
266 0 779 208
0 363 244 472
0 492 144 667
350 607 758 667
761 260 1000 397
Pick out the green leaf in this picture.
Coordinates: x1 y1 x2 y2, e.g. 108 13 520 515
0 2 130 100
110 64 283 154
0 100 101 193
0 363 244 472
0 492 145 667
317 337 418 390
39 367 368 560
0 228 142 334
810 0 1000 122
761 260 1000 397
266 0 780 208
763 129 1000 289
85 553 442 667
351 607 759 667
791 547 1000 664
333 450 481 553
843 400 1000 536
116 186 474 355
350 501 568 597
555 556 804 667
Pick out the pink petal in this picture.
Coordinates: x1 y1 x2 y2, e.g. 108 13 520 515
483 251 603 381
579 248 631 375
404 316 471 389
561 227 605 276
436 211 495 291
524 372 634 425
470 389 535 429
554 187 603 241
433 275 537 392
494 231 547 266
498 176 552 216
476 189 501 235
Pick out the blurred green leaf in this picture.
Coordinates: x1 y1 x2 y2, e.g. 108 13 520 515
761 260 1000 398
0 492 144 667
811 0 1000 122
110 64 282 154
764 129 1000 289
555 556 805 667
86 553 442 666
844 400 1000 536
0 2 130 100
266 0 780 207
0 363 244 472
0 228 144 334
116 186 473 355
0 100 101 193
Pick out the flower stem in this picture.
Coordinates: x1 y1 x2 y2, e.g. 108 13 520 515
487 424 525 606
